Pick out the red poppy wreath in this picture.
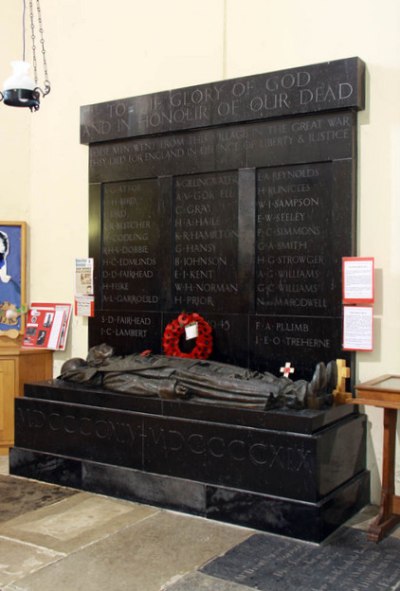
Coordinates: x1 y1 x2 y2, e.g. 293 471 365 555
162 312 213 359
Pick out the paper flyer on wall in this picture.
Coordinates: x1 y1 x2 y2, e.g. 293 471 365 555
342 257 374 304
75 258 94 295
74 295 94 317
22 302 72 350
342 306 373 351
74 258 95 317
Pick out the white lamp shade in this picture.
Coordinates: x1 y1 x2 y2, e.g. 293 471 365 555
3 61 35 91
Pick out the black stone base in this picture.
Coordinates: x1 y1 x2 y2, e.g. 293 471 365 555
10 380 370 542
10 447 369 543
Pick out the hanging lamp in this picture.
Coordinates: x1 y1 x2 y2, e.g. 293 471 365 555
0 0 50 112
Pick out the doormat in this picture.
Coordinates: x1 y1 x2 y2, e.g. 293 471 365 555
201 527 400 591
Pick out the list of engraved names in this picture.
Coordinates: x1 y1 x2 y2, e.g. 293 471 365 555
102 180 161 308
256 163 332 315
173 172 239 311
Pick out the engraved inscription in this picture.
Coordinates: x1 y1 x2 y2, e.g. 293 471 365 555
99 313 152 340
139 84 226 129
144 425 312 472
81 58 364 143
254 317 331 352
173 171 239 311
17 406 313 475
250 315 347 381
89 113 353 183
17 407 137 445
256 162 333 315
102 180 161 309
89 312 162 355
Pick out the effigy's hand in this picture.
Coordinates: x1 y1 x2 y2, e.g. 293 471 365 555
175 383 190 399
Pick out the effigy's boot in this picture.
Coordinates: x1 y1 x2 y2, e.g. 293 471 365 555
326 360 338 393
306 361 327 409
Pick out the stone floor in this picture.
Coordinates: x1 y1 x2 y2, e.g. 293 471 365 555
0 455 397 591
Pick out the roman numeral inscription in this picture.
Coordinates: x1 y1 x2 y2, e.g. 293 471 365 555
15 403 315 500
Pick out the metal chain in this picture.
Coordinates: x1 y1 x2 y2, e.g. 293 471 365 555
29 0 38 85
36 0 50 91
29 0 50 93
22 0 26 62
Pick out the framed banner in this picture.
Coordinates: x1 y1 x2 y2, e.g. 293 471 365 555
0 221 27 336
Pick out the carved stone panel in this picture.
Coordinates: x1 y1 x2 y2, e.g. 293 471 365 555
172 171 240 313
82 58 365 380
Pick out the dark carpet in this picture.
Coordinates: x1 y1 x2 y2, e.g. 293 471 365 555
201 527 400 591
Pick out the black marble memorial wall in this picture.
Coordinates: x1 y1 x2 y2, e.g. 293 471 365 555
81 57 365 381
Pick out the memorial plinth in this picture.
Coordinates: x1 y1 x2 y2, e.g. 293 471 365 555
10 379 369 542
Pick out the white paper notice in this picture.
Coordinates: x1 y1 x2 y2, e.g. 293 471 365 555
75 295 94 317
185 322 199 340
343 258 374 302
75 258 94 296
343 306 373 351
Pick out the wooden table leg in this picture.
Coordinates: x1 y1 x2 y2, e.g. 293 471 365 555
368 408 400 542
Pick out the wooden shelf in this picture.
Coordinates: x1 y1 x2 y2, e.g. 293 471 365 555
0 339 53 454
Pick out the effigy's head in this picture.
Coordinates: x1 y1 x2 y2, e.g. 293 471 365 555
60 357 87 374
87 343 114 366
